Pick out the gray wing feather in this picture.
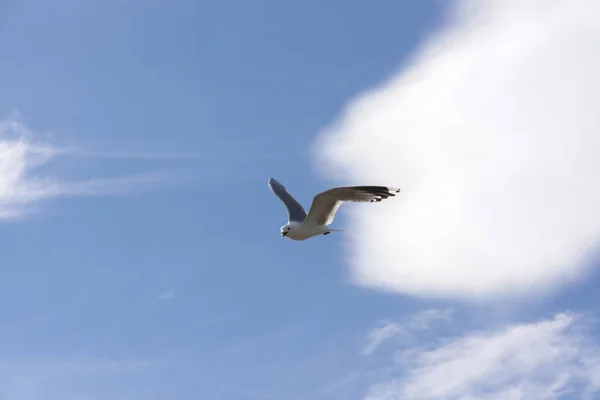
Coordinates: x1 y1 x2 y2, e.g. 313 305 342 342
268 178 307 222
305 185 401 226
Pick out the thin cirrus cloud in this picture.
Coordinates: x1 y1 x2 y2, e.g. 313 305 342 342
0 358 151 400
362 322 403 357
362 309 452 356
156 291 176 301
314 0 600 300
0 115 186 220
363 312 600 400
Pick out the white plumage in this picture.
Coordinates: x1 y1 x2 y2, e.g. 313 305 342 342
268 178 401 241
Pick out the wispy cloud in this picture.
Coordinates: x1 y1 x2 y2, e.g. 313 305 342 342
53 147 204 160
157 291 176 301
0 114 185 220
362 309 452 356
364 312 600 400
363 322 403 356
0 358 152 400
314 0 600 301
407 309 453 331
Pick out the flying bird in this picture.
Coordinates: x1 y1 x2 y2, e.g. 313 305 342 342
268 178 401 241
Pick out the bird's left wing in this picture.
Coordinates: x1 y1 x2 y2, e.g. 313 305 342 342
304 186 400 226
268 178 308 222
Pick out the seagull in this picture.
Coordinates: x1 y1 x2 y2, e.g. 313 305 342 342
268 178 401 241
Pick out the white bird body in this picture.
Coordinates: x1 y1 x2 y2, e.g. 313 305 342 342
268 178 400 241
281 221 343 241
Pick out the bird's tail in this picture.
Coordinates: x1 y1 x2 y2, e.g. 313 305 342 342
328 228 345 232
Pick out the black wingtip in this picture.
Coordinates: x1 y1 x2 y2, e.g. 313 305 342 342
268 178 288 193
361 186 401 202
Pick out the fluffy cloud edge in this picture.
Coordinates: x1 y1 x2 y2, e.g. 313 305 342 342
314 0 600 301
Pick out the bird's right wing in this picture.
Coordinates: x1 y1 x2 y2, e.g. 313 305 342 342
268 178 307 222
305 186 400 226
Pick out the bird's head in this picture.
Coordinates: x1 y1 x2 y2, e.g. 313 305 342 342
280 224 291 238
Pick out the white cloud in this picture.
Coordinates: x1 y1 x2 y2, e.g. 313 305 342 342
363 322 403 356
314 0 600 300
0 114 176 220
365 313 600 400
362 309 452 355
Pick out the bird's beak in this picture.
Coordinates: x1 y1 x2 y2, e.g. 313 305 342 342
281 231 287 238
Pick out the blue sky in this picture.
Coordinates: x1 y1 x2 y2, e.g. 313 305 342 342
1 0 600 399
